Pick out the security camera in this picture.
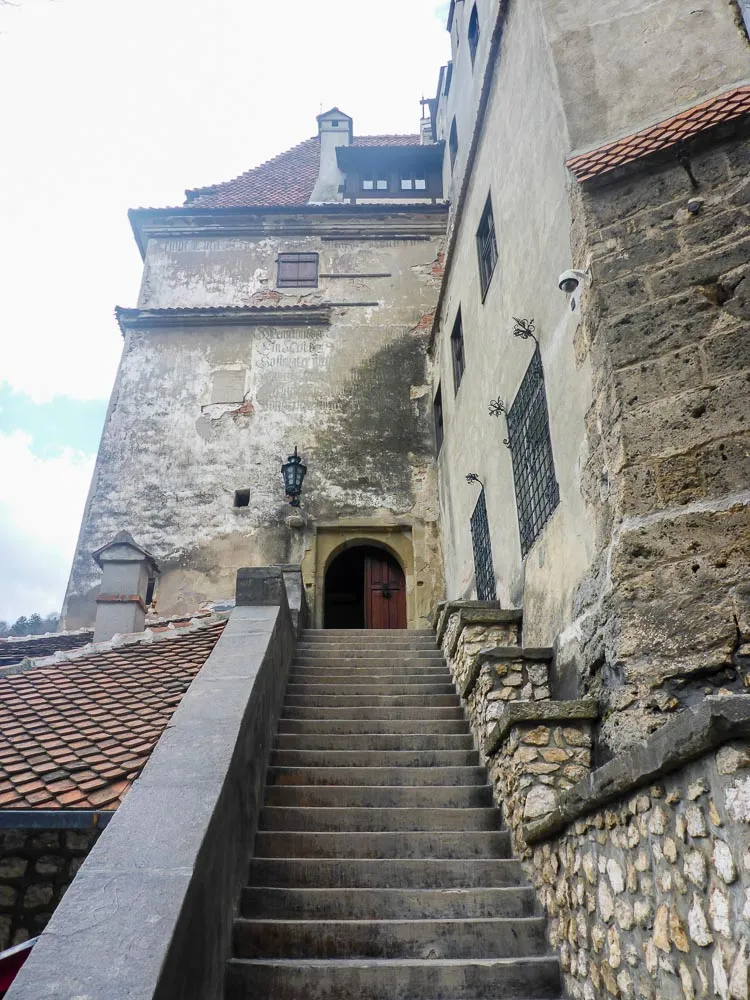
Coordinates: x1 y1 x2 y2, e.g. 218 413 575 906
558 269 590 294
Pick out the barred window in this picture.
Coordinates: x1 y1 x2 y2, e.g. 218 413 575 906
450 308 465 392
506 347 559 556
449 118 458 170
277 253 318 288
470 489 496 601
476 194 497 299
433 384 444 453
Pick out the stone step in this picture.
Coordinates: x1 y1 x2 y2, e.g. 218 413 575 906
258 807 500 833
277 718 470 735
249 857 527 889
275 733 474 751
225 956 561 1000
283 695 460 709
292 656 445 668
267 766 487 787
295 640 439 651
253 830 511 859
233 916 549 960
270 749 478 768
299 630 435 638
262 784 493 808
285 683 457 696
281 706 465 720
288 670 452 682
240 885 537 920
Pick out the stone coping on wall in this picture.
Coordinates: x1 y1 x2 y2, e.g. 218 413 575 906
484 699 600 757
460 645 554 699
432 599 503 632
523 695 750 845
438 606 524 656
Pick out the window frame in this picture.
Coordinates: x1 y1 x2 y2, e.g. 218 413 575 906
276 252 319 288
450 308 465 393
476 194 498 300
433 384 444 454
449 119 458 171
468 4 480 66
505 346 560 557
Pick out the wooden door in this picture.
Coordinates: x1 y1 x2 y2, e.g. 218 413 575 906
364 552 406 629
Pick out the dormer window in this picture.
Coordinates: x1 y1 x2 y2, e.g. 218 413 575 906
400 175 427 191
362 175 389 191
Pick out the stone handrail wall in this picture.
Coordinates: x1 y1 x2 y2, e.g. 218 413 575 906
6 566 305 1000
440 604 750 1000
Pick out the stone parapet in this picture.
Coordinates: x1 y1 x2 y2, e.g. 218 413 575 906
438 604 523 707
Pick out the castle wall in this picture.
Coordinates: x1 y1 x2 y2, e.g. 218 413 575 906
432 0 595 647
61 211 447 629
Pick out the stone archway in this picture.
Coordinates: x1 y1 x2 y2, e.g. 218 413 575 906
323 544 407 629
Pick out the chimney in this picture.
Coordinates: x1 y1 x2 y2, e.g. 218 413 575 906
91 531 159 642
309 107 352 204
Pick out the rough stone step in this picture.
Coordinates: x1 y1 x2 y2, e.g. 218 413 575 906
240 885 537 920
270 749 479 768
262 784 493 808
225 956 561 1000
295 641 440 651
249 857 527 889
267 766 487 787
253 830 511 859
300 630 435 637
285 683 457 696
277 719 470 735
258 807 500 833
281 706 465 720
283 694 460 708
233 916 549 960
275 734 474 751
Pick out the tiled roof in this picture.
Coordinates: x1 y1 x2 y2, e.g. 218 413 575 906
0 619 225 810
185 134 422 208
567 86 750 182
0 632 94 668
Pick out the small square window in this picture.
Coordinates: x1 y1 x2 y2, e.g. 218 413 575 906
277 253 319 288
362 177 375 190
234 489 250 508
376 177 388 190
415 178 426 191
433 384 444 454
401 177 414 190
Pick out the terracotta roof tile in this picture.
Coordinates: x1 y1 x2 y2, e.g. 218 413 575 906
567 86 750 182
0 619 225 811
185 133 423 208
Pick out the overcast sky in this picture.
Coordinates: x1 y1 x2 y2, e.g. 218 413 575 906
0 0 450 624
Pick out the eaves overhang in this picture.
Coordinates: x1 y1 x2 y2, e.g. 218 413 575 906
128 202 449 259
115 304 332 335
335 142 444 169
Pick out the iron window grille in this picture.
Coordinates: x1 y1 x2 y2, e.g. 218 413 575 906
506 346 559 556
433 384 444 454
450 309 465 392
470 488 496 601
277 253 319 288
468 4 480 66
476 194 497 299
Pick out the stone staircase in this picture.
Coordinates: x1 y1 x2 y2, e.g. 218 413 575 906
225 629 561 1000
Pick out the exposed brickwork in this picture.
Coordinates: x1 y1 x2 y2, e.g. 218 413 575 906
569 128 750 752
0 828 101 950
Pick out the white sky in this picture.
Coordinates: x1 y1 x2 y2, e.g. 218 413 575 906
0 0 450 623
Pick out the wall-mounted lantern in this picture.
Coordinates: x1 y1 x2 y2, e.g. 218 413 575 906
281 446 307 507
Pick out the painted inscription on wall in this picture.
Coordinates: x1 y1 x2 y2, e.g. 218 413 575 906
254 326 338 415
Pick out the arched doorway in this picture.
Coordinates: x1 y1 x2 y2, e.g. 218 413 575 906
324 545 407 629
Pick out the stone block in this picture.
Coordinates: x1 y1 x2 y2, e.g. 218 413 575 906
604 289 716 368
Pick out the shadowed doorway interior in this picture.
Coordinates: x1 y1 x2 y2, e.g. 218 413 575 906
324 545 407 629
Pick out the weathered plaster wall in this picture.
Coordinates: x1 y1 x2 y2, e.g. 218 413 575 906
542 0 750 152
432 0 595 648
62 212 446 629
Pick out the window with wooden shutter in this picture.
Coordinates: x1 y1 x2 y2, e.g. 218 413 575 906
277 253 319 288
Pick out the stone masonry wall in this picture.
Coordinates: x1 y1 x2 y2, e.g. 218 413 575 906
0 828 101 951
565 128 750 755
